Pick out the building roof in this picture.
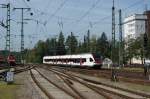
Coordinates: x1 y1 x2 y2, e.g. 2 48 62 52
124 14 147 24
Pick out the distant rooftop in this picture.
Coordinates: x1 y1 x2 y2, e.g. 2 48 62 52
124 14 147 24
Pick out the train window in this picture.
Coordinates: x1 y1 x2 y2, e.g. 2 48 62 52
90 58 93 62
44 59 51 62
71 59 74 62
62 59 65 62
64 59 66 62
74 59 76 62
66 59 68 62
82 58 86 62
77 59 80 63
72 59 75 62
74 59 79 63
74 59 77 63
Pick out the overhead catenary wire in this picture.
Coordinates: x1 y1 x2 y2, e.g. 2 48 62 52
21 0 72 26
75 0 146 34
122 0 144 11
1 0 148 51
43 0 53 12
20 0 48 19
66 0 102 30
18 0 102 26
44 0 69 25
75 0 101 24
6 0 146 28
12 0 146 32
19 0 145 42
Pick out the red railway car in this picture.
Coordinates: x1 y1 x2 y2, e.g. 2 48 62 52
0 55 5 64
7 55 16 66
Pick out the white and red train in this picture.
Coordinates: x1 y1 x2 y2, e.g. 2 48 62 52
43 53 103 68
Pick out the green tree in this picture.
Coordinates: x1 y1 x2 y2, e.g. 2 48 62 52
34 40 46 63
65 32 78 54
96 32 109 58
45 39 51 55
125 37 143 64
87 30 90 52
90 35 97 53
57 31 66 55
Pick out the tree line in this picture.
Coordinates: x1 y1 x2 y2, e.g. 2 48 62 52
125 33 150 64
25 30 111 63
25 30 150 64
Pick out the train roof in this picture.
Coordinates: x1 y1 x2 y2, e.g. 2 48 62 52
43 53 95 59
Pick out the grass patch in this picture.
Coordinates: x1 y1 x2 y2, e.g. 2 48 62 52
0 81 18 99
124 82 150 92
120 67 144 72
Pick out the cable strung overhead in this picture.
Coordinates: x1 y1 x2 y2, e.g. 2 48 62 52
75 0 145 33
76 0 101 23
45 0 69 25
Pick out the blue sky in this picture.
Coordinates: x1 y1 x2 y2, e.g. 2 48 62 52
0 0 149 51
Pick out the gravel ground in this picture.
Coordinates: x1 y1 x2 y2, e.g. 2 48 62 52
68 71 150 94
15 71 47 99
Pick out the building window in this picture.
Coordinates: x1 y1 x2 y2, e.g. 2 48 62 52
136 25 139 30
128 29 134 33
128 23 134 27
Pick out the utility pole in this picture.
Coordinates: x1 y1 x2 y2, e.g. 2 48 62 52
143 0 149 77
111 0 117 81
70 32 73 54
6 3 10 54
119 9 123 68
54 37 57 55
0 3 11 54
87 30 90 52
13 7 31 65
111 0 115 62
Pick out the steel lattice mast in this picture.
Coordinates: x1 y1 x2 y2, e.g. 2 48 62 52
13 7 30 64
0 3 11 54
119 9 123 67
111 0 115 63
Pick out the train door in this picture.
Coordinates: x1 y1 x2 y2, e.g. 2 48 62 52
80 57 82 66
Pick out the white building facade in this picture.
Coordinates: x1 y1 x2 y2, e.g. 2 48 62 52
124 14 147 40
124 14 147 64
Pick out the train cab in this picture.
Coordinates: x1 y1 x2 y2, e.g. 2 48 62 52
7 55 16 66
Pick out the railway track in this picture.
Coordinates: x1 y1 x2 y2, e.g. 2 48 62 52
31 67 111 99
1 64 149 98
49 65 150 86
30 68 81 99
0 64 34 73
41 65 150 99
14 65 35 74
